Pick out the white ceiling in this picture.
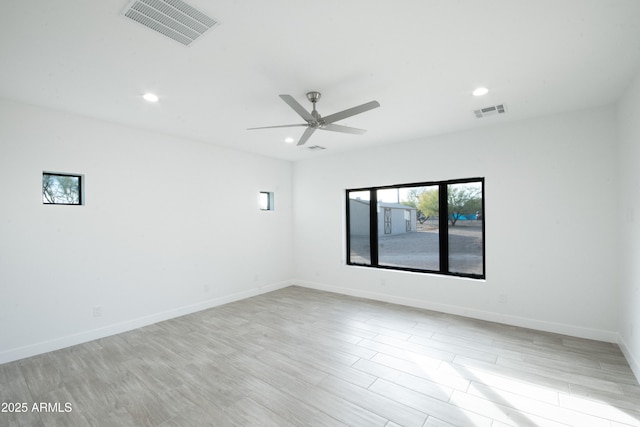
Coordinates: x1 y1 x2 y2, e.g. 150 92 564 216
2 1 640 161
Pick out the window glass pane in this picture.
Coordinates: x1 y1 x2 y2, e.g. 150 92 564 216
447 182 483 275
377 186 439 271
348 191 371 265
259 192 269 210
42 173 81 205
260 192 273 210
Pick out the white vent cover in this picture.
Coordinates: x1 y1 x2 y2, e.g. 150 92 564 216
307 145 326 151
474 104 507 118
122 0 219 46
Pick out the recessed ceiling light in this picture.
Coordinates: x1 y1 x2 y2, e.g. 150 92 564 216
143 93 159 102
284 137 295 144
472 87 489 97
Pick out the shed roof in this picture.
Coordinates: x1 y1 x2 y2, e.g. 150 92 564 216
349 199 416 210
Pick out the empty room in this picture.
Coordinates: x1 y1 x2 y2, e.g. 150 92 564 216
1 1 640 426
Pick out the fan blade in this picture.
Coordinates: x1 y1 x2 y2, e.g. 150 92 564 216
280 95 315 122
322 100 380 124
321 123 367 135
247 124 307 130
297 126 316 146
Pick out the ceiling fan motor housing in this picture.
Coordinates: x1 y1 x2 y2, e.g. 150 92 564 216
306 91 321 103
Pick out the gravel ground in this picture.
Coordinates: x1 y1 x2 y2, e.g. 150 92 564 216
350 223 483 274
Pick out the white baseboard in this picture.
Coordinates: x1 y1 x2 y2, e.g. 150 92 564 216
295 280 620 343
5 278 633 385
0 280 293 365
618 335 640 384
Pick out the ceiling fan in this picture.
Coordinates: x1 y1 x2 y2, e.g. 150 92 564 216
247 91 380 146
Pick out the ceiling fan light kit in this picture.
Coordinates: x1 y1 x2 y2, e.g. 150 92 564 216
248 91 380 146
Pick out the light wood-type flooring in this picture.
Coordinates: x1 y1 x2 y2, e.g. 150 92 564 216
1 286 639 426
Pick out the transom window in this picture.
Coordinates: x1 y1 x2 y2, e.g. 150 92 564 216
346 178 485 279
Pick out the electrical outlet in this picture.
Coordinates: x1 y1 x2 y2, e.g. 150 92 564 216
498 294 508 304
93 306 102 317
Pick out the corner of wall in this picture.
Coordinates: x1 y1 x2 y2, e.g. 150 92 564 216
618 334 640 384
615 68 640 386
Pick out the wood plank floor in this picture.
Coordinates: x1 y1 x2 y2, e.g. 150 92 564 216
1 286 639 426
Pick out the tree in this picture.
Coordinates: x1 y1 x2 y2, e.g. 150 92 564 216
418 185 481 226
417 189 439 221
402 188 421 208
402 187 435 223
447 185 481 226
43 174 80 204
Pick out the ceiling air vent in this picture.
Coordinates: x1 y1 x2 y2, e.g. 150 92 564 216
474 103 507 118
307 145 326 151
121 0 219 46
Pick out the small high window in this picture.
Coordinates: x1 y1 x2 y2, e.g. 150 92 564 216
259 191 274 211
43 172 83 205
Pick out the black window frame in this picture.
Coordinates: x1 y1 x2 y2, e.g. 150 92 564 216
346 177 485 280
42 172 84 206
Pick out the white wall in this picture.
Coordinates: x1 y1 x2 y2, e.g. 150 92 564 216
0 99 294 363
617 71 640 380
0 95 632 370
293 106 620 341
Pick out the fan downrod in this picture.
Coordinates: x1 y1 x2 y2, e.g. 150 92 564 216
306 91 322 121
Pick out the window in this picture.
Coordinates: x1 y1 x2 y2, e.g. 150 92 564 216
259 191 274 211
346 178 484 279
42 172 83 205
